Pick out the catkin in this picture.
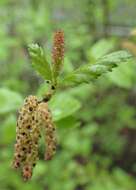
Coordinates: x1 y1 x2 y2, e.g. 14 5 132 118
37 102 57 160
52 30 64 79
13 95 40 180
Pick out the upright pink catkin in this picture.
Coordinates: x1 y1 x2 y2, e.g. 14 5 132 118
52 30 64 79
52 30 64 64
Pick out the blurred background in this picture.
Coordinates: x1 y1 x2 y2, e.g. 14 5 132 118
0 0 136 189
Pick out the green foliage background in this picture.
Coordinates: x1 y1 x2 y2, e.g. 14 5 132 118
0 0 136 189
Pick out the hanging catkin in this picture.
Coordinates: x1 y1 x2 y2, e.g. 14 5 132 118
13 95 41 180
13 95 57 180
37 102 57 161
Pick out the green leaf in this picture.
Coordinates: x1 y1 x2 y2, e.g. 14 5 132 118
0 88 23 114
56 116 79 128
28 43 52 81
87 39 115 60
60 51 133 86
96 50 132 68
37 82 51 98
1 115 16 144
108 61 135 89
49 92 81 121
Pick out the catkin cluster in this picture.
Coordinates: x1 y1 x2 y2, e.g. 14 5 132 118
13 95 57 180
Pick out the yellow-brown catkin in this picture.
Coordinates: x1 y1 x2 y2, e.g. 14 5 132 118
52 30 64 78
37 102 57 161
13 95 40 181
